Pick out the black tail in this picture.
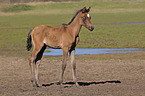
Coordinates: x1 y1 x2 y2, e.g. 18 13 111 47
26 30 32 51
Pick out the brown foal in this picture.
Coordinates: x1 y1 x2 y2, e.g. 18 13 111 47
26 7 94 87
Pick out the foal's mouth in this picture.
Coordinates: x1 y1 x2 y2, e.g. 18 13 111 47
88 25 94 31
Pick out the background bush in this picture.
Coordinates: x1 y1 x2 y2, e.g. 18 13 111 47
0 0 81 4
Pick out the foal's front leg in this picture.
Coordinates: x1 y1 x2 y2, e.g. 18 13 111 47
59 47 68 85
70 49 79 86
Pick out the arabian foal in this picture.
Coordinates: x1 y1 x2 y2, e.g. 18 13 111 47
26 7 94 87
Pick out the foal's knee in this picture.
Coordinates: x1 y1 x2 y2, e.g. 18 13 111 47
62 63 66 70
72 61 76 69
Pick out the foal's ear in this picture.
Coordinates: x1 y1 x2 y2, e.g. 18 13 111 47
86 7 91 13
82 7 86 13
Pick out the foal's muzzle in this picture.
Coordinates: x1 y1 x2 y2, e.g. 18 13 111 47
88 26 94 31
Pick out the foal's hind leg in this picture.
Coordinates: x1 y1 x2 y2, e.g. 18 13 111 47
28 56 35 86
29 51 38 87
34 44 46 87
28 44 44 87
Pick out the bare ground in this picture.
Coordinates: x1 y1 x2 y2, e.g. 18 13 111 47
0 53 145 96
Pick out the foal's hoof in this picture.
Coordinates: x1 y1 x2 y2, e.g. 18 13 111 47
33 84 41 87
32 83 41 87
36 83 41 87
31 79 34 83
56 81 65 88
75 82 79 87
56 81 61 85
32 83 36 87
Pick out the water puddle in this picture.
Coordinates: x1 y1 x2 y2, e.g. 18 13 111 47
43 48 145 56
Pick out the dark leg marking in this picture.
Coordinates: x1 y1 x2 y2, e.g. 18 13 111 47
35 44 47 64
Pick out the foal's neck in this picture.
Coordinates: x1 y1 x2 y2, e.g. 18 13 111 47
68 14 82 37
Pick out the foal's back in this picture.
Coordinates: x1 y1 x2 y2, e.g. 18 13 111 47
31 25 73 49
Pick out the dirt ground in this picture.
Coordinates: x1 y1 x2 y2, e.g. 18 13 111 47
0 54 145 96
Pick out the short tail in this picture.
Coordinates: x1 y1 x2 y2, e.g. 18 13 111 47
26 30 32 51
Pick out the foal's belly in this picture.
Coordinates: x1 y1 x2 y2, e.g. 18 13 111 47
43 39 62 49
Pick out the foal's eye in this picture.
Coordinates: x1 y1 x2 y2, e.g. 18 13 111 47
83 16 86 21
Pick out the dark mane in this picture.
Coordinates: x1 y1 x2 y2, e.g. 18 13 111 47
62 8 83 25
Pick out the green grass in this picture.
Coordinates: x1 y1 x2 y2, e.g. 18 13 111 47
0 0 145 56
79 24 145 48
1 4 33 12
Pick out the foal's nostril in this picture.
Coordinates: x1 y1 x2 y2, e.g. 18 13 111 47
90 26 94 31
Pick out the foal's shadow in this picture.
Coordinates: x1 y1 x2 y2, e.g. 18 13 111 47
42 80 121 88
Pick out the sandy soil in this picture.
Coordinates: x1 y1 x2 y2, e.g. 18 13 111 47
0 55 145 96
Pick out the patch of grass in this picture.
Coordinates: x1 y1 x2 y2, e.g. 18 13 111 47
1 4 34 12
79 24 145 48
0 29 29 56
0 0 145 57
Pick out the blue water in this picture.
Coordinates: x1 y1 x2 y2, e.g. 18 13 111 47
43 48 145 56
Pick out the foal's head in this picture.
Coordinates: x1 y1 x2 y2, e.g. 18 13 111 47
80 7 94 31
